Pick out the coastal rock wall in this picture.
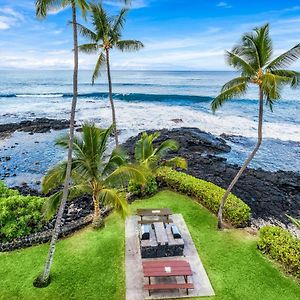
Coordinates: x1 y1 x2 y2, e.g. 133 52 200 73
0 207 111 252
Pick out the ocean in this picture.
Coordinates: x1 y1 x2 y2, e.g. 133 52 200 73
0 70 299 187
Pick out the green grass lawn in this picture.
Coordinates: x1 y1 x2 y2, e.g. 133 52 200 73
0 190 299 300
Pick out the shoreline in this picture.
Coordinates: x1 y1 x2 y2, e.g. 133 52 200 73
0 121 299 235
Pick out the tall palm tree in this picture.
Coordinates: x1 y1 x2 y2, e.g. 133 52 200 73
211 24 300 229
77 3 144 146
42 124 145 228
35 0 89 287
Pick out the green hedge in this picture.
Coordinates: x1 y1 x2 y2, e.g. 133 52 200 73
156 167 251 227
0 181 46 243
258 226 300 278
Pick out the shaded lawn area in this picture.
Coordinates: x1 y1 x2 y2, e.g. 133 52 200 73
0 190 299 300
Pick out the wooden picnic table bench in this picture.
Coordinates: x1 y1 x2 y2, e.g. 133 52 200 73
142 259 194 296
136 208 172 224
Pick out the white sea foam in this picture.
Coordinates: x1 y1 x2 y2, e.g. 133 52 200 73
16 94 63 98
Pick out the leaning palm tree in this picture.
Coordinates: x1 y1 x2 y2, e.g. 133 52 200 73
211 24 300 229
77 3 144 146
42 124 145 228
35 0 89 287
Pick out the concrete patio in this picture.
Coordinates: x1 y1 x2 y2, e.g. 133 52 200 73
125 213 215 299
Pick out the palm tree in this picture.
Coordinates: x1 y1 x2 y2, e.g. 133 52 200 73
134 132 187 172
77 3 144 146
35 0 89 287
129 132 187 196
211 24 300 229
42 124 145 228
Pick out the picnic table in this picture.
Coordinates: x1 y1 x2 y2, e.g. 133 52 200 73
136 208 172 224
142 259 194 296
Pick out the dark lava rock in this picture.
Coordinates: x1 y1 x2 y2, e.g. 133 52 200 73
122 127 300 230
0 118 73 135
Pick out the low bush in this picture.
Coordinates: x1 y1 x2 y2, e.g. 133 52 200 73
0 182 46 243
156 167 251 227
0 180 19 198
128 176 158 197
258 226 300 278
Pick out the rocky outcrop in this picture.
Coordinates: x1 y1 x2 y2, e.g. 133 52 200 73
122 127 300 233
0 118 72 136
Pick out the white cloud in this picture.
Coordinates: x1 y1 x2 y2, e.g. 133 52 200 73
0 6 24 30
217 2 232 9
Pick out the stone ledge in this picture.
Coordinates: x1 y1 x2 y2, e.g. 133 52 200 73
0 207 112 252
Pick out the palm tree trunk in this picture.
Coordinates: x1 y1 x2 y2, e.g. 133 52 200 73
38 2 79 285
105 48 119 146
92 191 104 229
217 85 264 229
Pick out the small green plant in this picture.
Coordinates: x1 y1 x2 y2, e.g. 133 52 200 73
0 180 19 198
128 176 158 197
129 132 187 197
0 193 46 243
286 214 300 229
258 226 300 278
157 167 251 227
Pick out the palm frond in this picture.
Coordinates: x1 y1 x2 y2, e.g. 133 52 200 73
116 40 144 52
153 139 179 157
104 164 145 188
262 73 290 108
225 51 255 76
267 43 300 71
286 214 300 229
76 22 97 42
77 0 90 19
78 43 99 54
112 8 128 35
102 147 127 176
42 190 62 220
92 52 106 84
42 161 68 194
163 157 187 170
269 69 300 89
221 76 250 92
35 0 69 18
254 23 272 66
211 82 248 112
99 188 128 218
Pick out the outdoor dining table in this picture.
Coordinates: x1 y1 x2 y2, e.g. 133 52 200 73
142 259 194 295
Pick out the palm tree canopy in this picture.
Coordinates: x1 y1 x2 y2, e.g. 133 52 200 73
211 23 300 112
134 132 187 172
76 3 144 82
35 0 90 18
42 124 145 218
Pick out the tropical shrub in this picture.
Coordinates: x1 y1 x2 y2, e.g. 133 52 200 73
129 132 187 197
157 167 251 227
128 176 158 197
0 180 19 198
0 194 46 243
258 226 300 278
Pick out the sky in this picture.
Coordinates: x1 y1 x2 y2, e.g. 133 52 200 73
0 0 300 70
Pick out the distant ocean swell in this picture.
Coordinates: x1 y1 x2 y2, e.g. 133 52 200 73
0 92 214 102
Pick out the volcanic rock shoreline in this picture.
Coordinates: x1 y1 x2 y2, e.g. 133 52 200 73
2 123 299 235
0 118 72 138
123 127 300 234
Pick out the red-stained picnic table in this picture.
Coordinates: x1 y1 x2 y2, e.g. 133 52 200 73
142 260 194 296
